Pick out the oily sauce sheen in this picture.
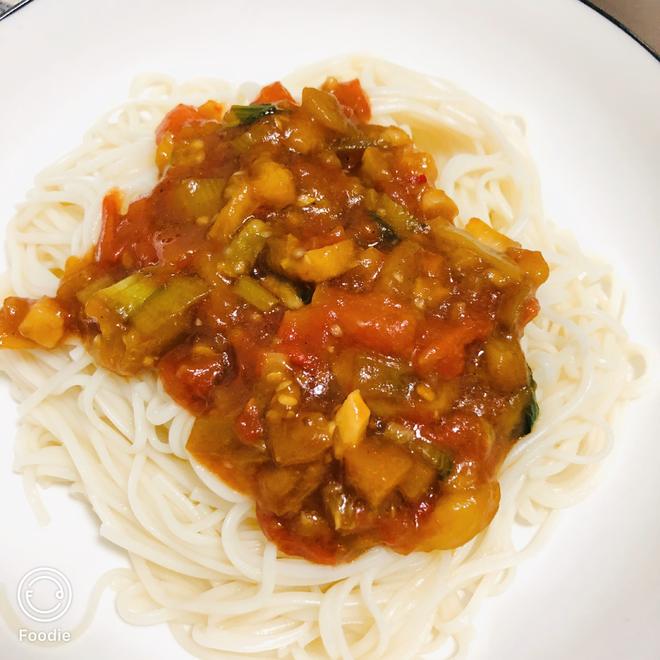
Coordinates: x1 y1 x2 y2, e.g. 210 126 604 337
0 78 548 563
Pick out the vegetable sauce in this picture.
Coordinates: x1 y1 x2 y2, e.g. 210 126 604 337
0 78 548 563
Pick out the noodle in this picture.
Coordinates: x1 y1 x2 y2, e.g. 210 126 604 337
0 56 648 659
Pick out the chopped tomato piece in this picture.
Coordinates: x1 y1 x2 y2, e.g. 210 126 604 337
234 398 265 445
413 317 492 379
95 190 122 265
253 81 295 105
197 100 224 120
278 304 333 350
159 343 231 412
279 291 418 360
519 296 540 328
153 223 207 271
431 411 488 456
155 104 203 143
327 79 371 122
229 327 267 379
332 292 418 358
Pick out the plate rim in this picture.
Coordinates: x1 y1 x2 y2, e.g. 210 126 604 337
1 0 658 60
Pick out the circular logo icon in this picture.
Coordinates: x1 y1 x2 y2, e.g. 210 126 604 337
17 567 73 623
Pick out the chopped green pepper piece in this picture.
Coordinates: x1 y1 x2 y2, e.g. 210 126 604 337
368 211 400 246
261 275 304 310
88 273 159 320
521 373 539 435
132 276 209 336
365 189 429 238
229 103 279 126
233 276 279 311
75 274 115 305
220 219 271 277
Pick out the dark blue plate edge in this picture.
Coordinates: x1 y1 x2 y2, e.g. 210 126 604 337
0 0 35 22
577 0 658 61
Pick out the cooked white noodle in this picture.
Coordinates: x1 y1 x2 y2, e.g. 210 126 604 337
0 56 648 659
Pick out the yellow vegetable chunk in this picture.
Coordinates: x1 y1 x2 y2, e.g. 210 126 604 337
301 87 352 134
416 482 500 551
508 247 550 286
484 336 528 392
251 160 296 209
208 173 255 241
261 275 304 310
431 221 522 282
18 297 65 349
465 217 518 252
271 239 357 283
398 460 436 503
155 132 174 173
334 389 370 456
268 412 333 466
344 439 413 507
421 188 458 221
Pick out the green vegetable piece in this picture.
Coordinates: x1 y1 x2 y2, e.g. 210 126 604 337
233 276 279 311
261 275 304 310
368 211 400 246
365 189 428 238
522 373 539 435
169 178 225 219
417 442 453 480
75 275 115 305
220 219 271 277
90 273 159 320
132 276 209 336
229 103 278 126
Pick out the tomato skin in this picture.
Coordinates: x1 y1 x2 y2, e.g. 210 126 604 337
413 317 492 379
234 399 264 445
95 193 158 268
95 191 122 264
196 100 224 120
333 292 418 358
159 344 231 413
329 79 371 122
278 291 418 360
278 305 333 349
430 411 487 454
155 104 202 143
253 81 295 105
153 223 207 271
519 296 540 329
230 327 267 380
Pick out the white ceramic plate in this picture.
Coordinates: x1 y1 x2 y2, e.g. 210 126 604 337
1 1 658 658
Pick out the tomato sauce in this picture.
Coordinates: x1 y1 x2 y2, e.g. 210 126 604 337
0 78 548 563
